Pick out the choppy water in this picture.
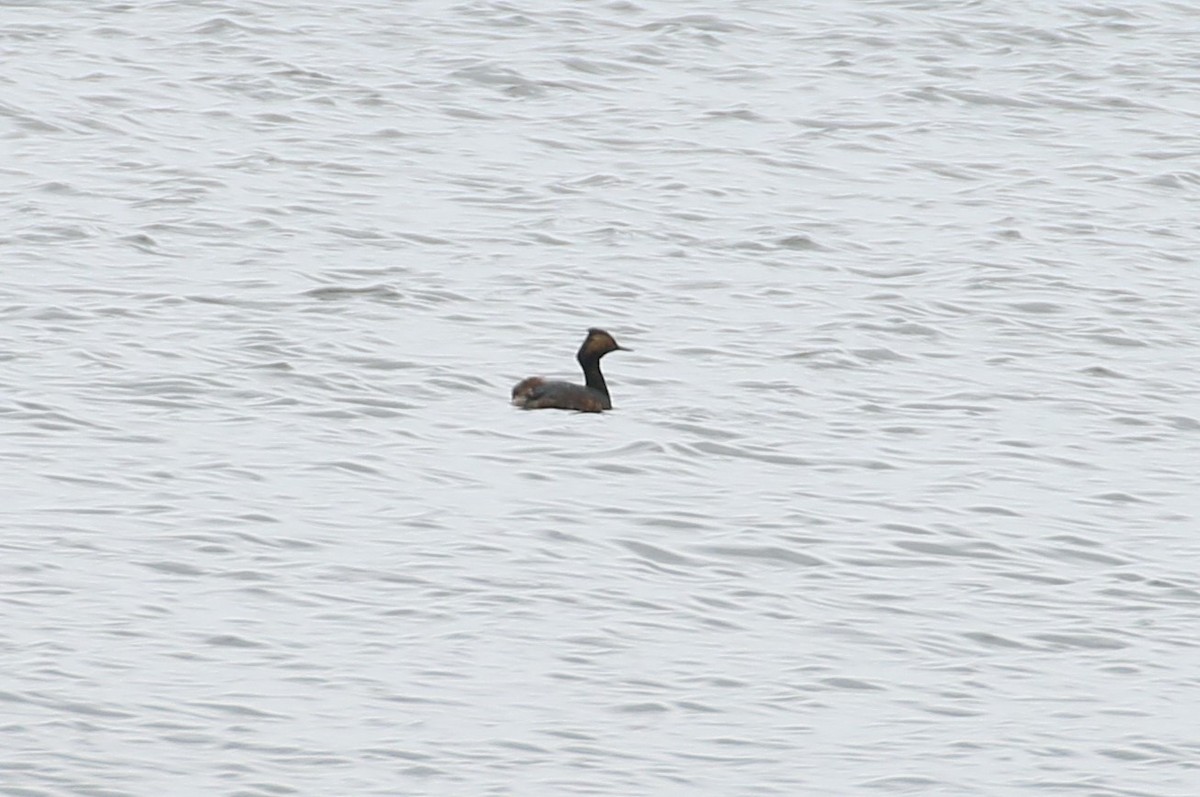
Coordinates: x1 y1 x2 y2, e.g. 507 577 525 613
4 1 1200 795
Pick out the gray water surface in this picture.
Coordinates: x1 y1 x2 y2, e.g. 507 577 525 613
4 2 1200 795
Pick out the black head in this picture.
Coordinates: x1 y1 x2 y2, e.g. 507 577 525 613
577 328 629 361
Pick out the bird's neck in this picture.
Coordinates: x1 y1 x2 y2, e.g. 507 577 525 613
580 356 609 398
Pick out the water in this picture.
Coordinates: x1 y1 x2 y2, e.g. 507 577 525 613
4 1 1199 794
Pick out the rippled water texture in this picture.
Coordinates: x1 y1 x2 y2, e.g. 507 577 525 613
4 1 1200 794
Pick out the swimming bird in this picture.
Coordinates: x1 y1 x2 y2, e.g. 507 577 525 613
511 328 630 412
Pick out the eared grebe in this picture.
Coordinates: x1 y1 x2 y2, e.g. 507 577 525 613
512 328 630 412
